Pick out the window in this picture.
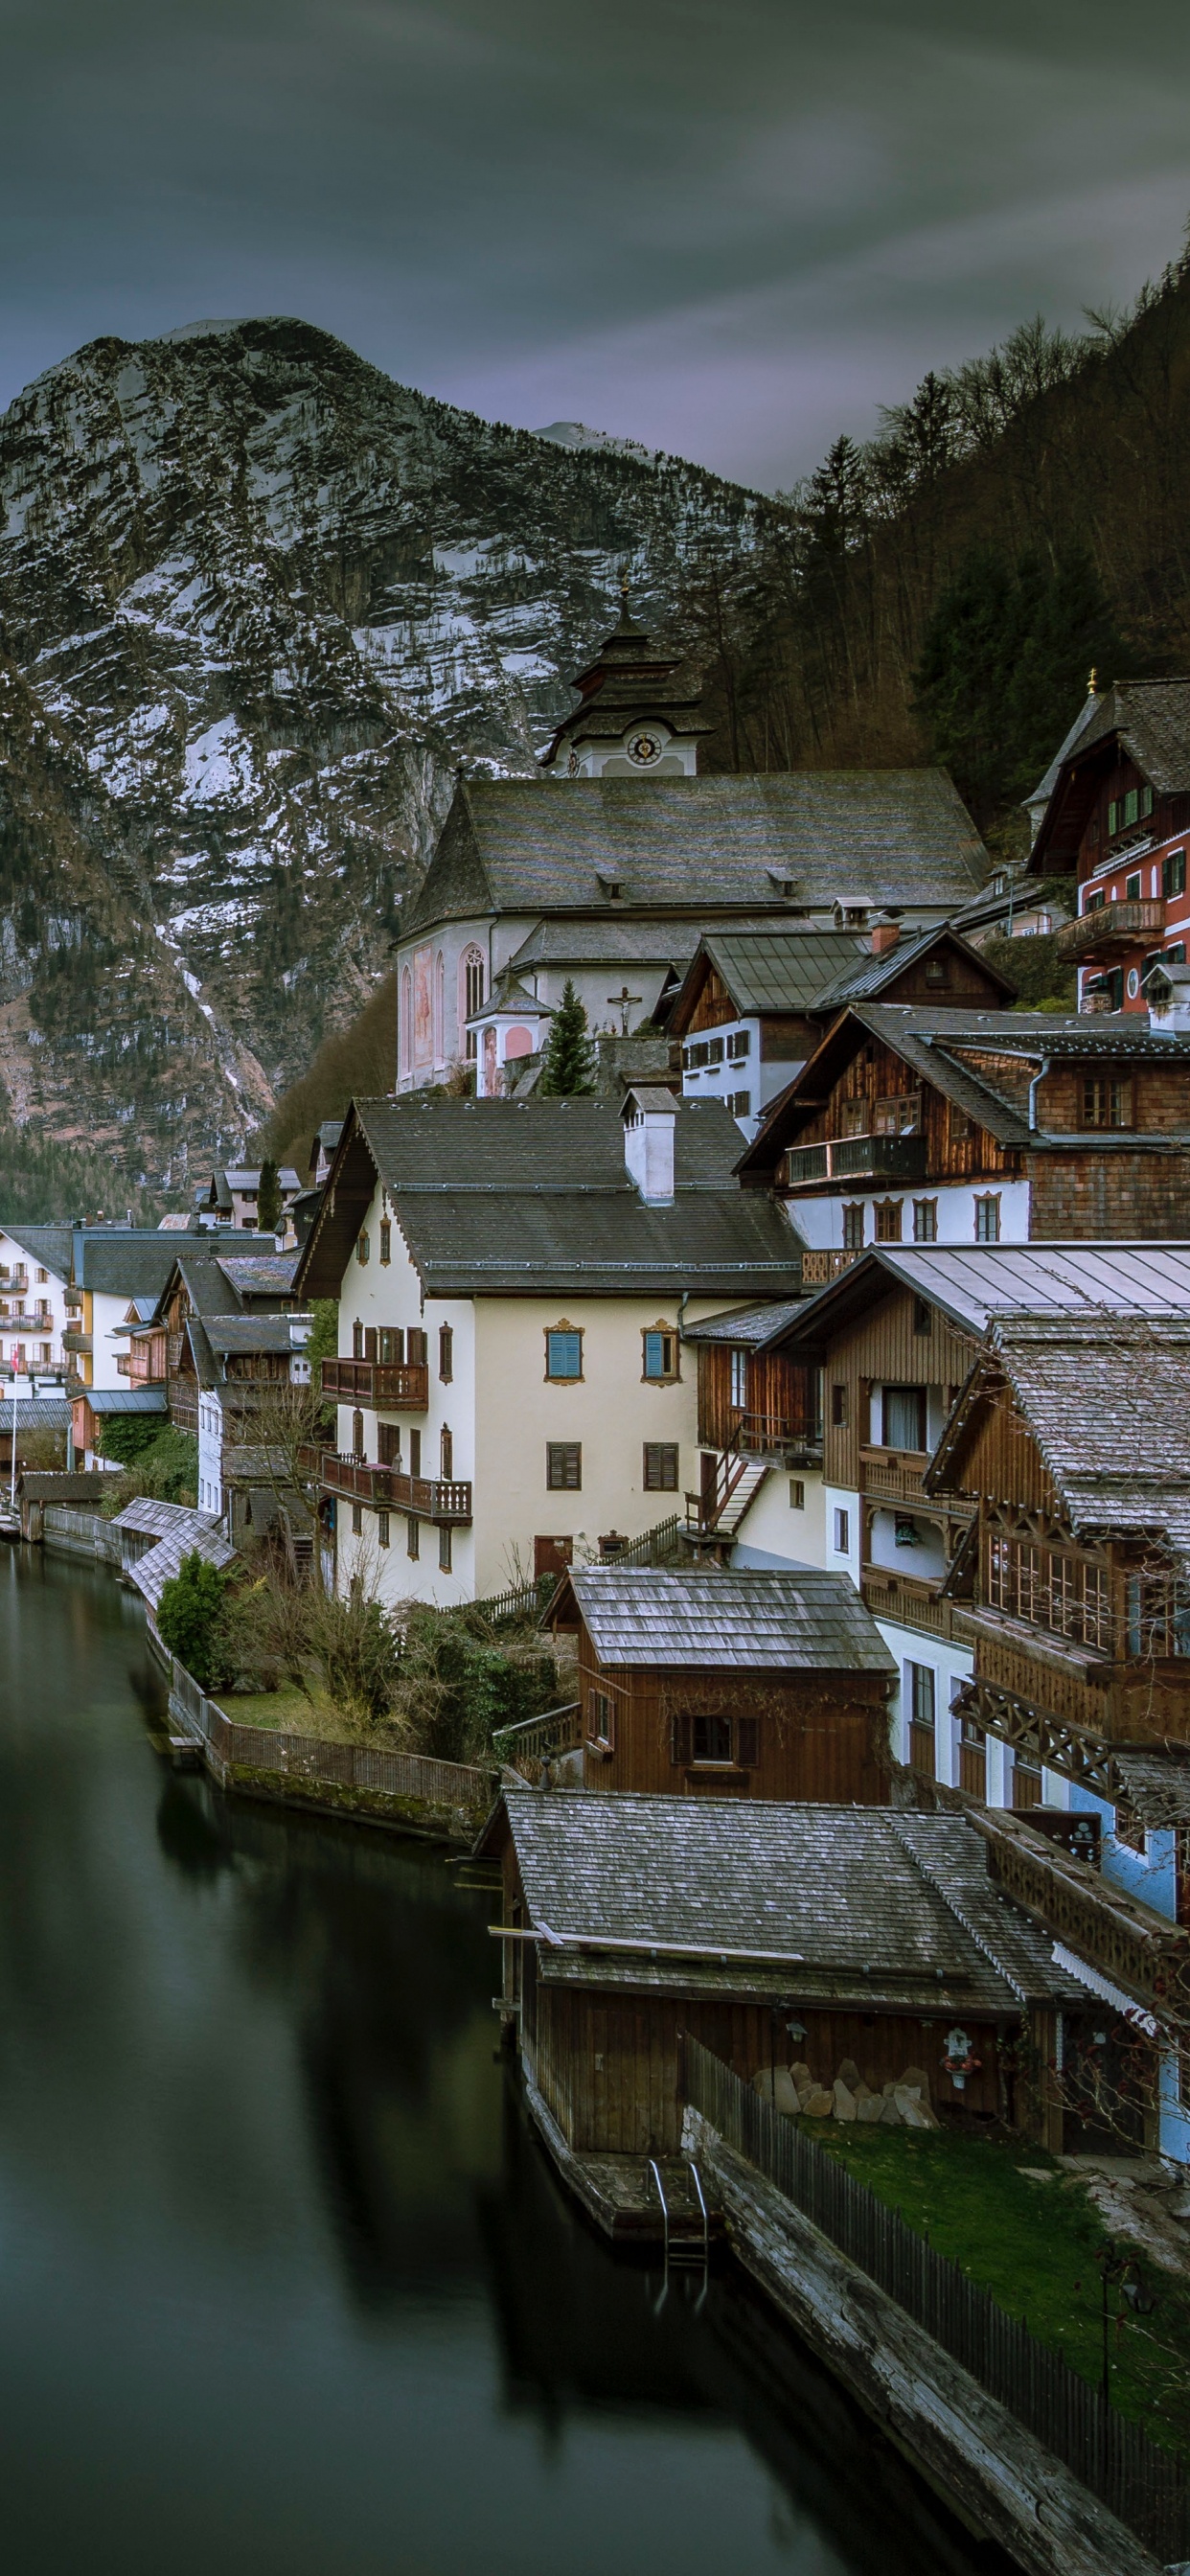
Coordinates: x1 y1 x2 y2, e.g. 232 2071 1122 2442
406 1328 428 1368
409 1427 421 1477
439 1526 452 1573
36 1268 47 1284
547 1442 582 1490
842 1202 865 1251
924 955 950 988
1082 1076 1132 1130
352 1502 363 1535
440 1426 453 1480
913 1295 932 1337
353 1320 364 1359
643 1442 679 1491
1142 784 1155 819
400 969 413 1078
959 1714 986 1798
378 1510 390 1550
973 1194 1000 1244
356 1231 370 1265
1164 849 1186 900
790 1479 805 1508
883 1385 927 1450
378 1424 401 1465
352 1410 364 1460
726 1028 751 1060
873 1092 920 1136
834 1506 850 1553
589 1689 615 1749
462 946 485 1059
379 1222 391 1265
378 1327 403 1365
407 1514 420 1559
987 1534 1110 1651
643 1327 678 1382
692 1710 733 1763
439 1323 453 1382
841 1098 866 1138
908 1663 935 1777
913 1199 937 1244
874 1199 903 1243
726 1090 752 1117
730 1348 748 1407
1125 871 1141 902
949 1102 976 1143
831 1381 848 1427
545 1325 583 1381
1013 1755 1042 1811
705 1036 724 1067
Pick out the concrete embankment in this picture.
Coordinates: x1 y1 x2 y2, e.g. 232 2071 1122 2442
683 2108 1166 2576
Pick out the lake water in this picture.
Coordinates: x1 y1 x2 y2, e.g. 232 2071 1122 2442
0 1546 1010 2576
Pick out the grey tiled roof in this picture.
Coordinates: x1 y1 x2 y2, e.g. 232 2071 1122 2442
118 1503 236 1611
0 1223 73 1278
680 1298 808 1347
16 1470 99 1499
75 1236 179 1300
982 1312 1190 1568
509 918 708 970
348 1095 805 1298
811 927 992 1008
783 1243 1190 1346
407 772 989 934
1111 1749 1190 1826
203 1317 307 1355
1048 679 1190 796
0 1395 71 1432
216 1254 300 1299
570 1566 894 1670
492 1794 1083 2012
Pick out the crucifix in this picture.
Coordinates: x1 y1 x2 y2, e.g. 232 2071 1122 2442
607 985 642 1035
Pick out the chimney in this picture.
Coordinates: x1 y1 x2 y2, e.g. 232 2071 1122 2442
622 1088 675 1204
870 917 901 956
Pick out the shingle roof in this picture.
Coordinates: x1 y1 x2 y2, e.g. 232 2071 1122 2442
568 1566 895 1671
781 1243 1190 1348
1049 679 1190 796
0 1223 73 1278
15 1470 99 1500
75 1236 179 1300
680 1299 807 1347
490 1794 1083 2012
203 1317 306 1355
1111 1749 1190 1827
406 772 989 934
116 1502 237 1611
0 1395 71 1432
508 918 709 970
216 1254 300 1299
977 1312 1190 1568
300 1095 805 1300
810 926 1009 1009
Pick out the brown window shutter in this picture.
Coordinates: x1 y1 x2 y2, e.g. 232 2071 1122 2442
670 1712 692 1765
736 1717 759 1768
407 1327 428 1367
364 1326 378 1363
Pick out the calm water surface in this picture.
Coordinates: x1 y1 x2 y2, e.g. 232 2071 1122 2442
0 1550 1007 2576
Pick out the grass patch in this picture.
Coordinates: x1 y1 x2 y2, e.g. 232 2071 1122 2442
216 1684 357 1741
812 2121 1190 2453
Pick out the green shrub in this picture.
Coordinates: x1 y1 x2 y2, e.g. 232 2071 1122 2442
98 1425 199 1514
157 1552 233 1691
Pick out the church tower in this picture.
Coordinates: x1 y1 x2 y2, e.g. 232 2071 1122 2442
538 589 711 777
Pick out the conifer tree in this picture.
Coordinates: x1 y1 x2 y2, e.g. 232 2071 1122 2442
256 1157 283 1234
538 979 595 1096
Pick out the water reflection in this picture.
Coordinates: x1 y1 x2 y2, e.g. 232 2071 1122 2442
0 1548 1011 2576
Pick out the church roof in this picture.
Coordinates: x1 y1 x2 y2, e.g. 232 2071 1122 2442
538 602 712 766
405 772 989 936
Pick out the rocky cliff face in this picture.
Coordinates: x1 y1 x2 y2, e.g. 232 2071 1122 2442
0 317 763 1191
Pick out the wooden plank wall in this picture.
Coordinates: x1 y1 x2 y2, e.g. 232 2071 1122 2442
577 1622 890 1803
697 1344 818 1452
823 1286 978 1490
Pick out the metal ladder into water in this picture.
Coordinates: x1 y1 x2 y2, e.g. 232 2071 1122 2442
648 2158 710 2310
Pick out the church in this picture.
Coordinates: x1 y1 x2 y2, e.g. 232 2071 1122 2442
393 599 991 1096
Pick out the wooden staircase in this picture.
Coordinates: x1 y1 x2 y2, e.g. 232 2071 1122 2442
685 1448 768 1548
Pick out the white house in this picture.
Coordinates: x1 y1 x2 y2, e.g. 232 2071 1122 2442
0 1223 71 1377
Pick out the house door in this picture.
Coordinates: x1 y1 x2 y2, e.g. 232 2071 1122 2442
534 1535 573 1578
700 1449 721 1519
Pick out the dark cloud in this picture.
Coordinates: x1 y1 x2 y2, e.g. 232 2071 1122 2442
1 0 1189 485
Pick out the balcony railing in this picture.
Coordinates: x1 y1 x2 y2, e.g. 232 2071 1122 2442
859 1445 975 1515
301 1445 472 1524
782 1134 927 1191
735 1409 822 1462
1056 897 1164 962
322 1357 430 1410
62 1329 92 1355
861 1566 954 1641
800 1248 864 1287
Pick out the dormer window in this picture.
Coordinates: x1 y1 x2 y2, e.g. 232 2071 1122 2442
598 873 623 901
767 870 796 898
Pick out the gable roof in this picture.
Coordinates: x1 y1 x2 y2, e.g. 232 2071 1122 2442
1029 678 1190 869
808 923 1018 1010
767 1241 1190 1353
0 1223 73 1279
927 1310 1190 1569
203 1316 308 1355
215 1253 301 1300
559 1566 895 1671
297 1095 805 1301
73 1234 180 1301
483 1793 1083 2013
668 929 867 1029
406 772 989 936
112 1500 237 1611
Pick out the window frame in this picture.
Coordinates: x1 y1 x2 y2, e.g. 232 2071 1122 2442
544 1322 584 1383
356 1230 370 1266
643 1441 679 1492
1164 849 1186 900
546 1441 582 1491
1081 1075 1133 1131
973 1193 1001 1244
834 1506 850 1554
379 1221 392 1266
842 1202 865 1251
439 1322 453 1383
874 1197 904 1244
438 1525 452 1573
642 1323 679 1384
377 1509 390 1550
912 1199 937 1245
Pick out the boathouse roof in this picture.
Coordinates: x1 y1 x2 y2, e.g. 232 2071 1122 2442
557 1566 895 1672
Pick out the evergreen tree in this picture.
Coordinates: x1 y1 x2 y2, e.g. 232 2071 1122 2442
912 544 1133 825
256 1157 283 1234
538 980 594 1096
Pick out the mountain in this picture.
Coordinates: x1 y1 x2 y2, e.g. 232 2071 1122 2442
0 316 767 1195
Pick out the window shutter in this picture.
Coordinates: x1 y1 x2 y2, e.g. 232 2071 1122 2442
736 1717 759 1769
364 1326 378 1363
407 1328 428 1367
670 1711 692 1765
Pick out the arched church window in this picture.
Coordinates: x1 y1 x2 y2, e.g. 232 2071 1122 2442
434 952 446 1067
460 946 485 1061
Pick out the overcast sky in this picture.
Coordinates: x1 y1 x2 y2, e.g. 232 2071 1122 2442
2 0 1189 490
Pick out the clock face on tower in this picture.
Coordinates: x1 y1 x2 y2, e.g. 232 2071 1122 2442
626 727 663 766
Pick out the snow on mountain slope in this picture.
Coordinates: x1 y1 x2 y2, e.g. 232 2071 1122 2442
0 316 764 1187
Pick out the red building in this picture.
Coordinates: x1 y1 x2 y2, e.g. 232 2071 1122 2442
1030 679 1190 1012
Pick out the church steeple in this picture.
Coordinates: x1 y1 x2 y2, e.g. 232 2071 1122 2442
539 588 711 776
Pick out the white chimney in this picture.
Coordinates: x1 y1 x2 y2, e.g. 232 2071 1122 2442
622 1088 676 1204
1143 963 1190 1037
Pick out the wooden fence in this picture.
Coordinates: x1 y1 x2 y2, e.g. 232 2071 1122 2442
43 1505 121 1564
680 2034 1188 2564
161 1638 494 1841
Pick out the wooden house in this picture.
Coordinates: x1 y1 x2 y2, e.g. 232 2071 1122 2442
481 1791 1097 2224
667 921 1016 1138
544 1564 895 1802
737 1001 1190 1258
1027 678 1190 1013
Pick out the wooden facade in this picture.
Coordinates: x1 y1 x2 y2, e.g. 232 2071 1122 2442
556 1599 891 1803
695 1340 821 1459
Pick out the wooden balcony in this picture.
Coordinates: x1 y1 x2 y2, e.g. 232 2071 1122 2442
860 1566 954 1641
954 1601 1190 1745
859 1445 974 1516
800 1248 864 1287
322 1356 429 1410
62 1329 92 1355
735 1409 821 1463
782 1134 927 1192
1056 897 1164 963
302 1446 472 1524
